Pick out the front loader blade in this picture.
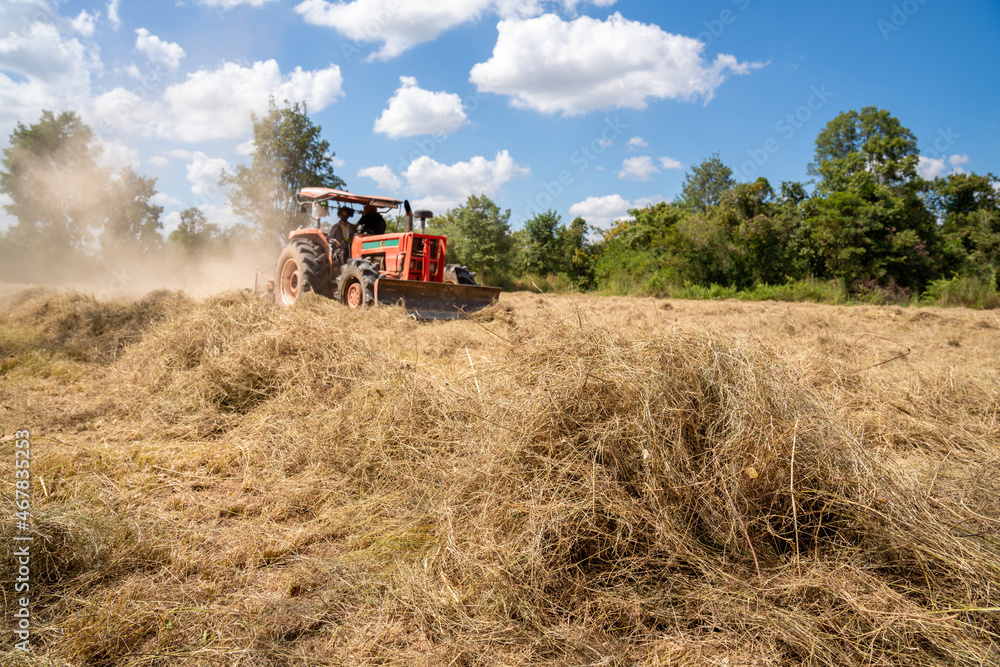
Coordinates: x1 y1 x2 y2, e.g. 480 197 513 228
375 279 501 320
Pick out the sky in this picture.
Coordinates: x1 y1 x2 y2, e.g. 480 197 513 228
1 0 998 237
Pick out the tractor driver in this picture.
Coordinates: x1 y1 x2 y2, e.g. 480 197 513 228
329 206 355 267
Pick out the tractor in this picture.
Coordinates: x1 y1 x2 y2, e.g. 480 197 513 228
264 187 500 320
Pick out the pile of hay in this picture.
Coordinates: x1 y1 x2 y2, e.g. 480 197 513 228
1 289 998 665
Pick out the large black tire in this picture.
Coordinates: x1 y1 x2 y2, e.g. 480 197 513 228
443 264 477 285
336 258 380 310
274 239 331 306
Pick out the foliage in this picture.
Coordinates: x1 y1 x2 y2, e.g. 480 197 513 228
511 212 596 290
167 207 222 255
809 106 919 194
222 98 344 244
514 209 563 277
922 274 1000 309
594 202 684 295
678 152 736 212
560 216 597 290
101 167 163 256
0 110 109 255
932 172 1000 281
449 194 515 282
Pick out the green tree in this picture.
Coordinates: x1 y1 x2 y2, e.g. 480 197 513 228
679 153 735 212
559 216 596 289
0 110 108 254
780 181 807 205
795 188 936 292
451 194 514 282
932 172 1000 281
809 107 919 194
424 209 464 263
101 167 163 256
594 202 686 294
168 207 221 254
516 209 563 276
222 98 345 243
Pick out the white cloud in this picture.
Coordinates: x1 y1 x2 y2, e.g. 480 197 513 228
150 192 181 206
72 11 97 36
83 86 160 136
633 195 665 209
0 18 94 127
373 76 468 139
358 165 403 192
107 0 121 29
0 21 87 82
162 210 182 235
948 154 970 172
470 13 763 116
293 0 544 60
166 149 194 159
186 151 231 198
162 60 344 141
95 139 140 171
917 157 946 180
235 139 255 156
135 28 185 69
369 149 530 211
659 156 683 170
618 156 658 180
628 136 648 149
149 155 170 166
617 155 682 180
568 194 632 229
201 203 245 229
569 193 665 229
329 154 345 168
917 154 971 180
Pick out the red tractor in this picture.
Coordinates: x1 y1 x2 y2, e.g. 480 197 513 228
266 187 500 319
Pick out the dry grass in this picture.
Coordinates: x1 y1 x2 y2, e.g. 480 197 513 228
1 288 998 665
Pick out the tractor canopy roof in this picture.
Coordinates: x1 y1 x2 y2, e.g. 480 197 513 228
297 187 402 210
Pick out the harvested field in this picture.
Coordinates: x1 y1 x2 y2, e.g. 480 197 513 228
1 288 999 666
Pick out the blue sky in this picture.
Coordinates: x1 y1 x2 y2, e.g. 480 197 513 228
1 0 998 236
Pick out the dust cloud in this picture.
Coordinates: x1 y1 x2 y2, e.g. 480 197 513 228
0 145 286 301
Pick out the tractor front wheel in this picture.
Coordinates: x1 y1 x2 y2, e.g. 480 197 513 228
336 259 380 310
274 239 331 306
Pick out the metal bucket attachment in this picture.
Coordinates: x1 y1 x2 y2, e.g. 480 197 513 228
375 279 501 320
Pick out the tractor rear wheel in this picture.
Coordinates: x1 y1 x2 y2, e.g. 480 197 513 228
274 239 331 306
443 264 477 285
336 258 380 310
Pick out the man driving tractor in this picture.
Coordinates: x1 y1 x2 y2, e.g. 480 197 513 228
328 205 355 267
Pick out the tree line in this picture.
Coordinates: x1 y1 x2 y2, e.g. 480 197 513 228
2 103 997 307
588 107 999 307
409 106 999 307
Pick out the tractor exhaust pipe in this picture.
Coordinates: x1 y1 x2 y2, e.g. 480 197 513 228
404 200 412 232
